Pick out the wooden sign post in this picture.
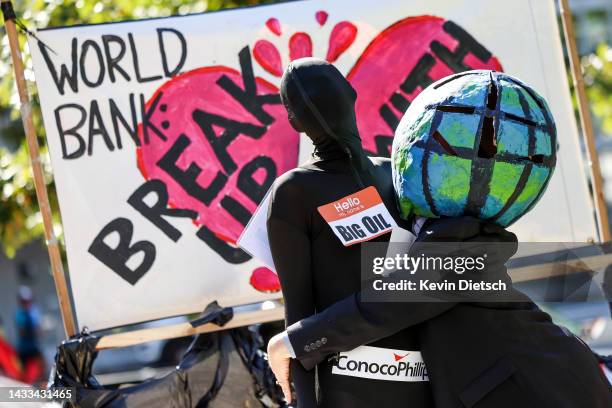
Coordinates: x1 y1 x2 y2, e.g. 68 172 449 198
1 0 77 337
559 0 611 242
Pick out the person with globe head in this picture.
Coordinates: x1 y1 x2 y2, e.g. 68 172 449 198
268 69 612 407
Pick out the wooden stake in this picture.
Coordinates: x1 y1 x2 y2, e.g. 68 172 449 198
1 0 77 336
559 0 611 242
96 303 284 350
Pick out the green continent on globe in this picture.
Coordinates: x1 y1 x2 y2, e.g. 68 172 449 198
391 70 556 226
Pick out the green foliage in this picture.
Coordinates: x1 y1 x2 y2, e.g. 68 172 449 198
582 43 612 137
0 0 273 257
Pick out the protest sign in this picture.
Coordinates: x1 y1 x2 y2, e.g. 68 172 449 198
29 0 597 330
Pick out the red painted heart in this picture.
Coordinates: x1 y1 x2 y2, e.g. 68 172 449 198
136 64 299 248
137 13 502 294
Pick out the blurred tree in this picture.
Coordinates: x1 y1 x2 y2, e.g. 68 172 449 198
0 0 272 257
582 43 612 138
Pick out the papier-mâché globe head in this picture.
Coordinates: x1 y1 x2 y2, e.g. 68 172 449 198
392 70 557 226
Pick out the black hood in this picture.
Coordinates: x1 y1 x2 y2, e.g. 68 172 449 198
280 57 374 187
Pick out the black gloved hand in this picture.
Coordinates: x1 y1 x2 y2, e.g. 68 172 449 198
410 216 518 302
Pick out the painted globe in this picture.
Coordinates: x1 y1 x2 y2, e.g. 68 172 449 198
392 70 557 226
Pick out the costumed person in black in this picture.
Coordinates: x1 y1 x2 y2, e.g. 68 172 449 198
266 58 434 407
271 217 612 407
270 219 612 408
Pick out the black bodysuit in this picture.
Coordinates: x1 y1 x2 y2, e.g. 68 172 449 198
267 59 434 407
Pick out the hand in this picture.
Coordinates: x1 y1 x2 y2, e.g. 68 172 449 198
267 331 293 403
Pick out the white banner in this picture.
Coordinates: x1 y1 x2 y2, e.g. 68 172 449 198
29 0 597 331
332 346 429 382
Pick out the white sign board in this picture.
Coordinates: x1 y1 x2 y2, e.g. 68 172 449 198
29 0 597 331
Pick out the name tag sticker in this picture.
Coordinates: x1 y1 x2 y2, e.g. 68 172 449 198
332 345 429 382
317 186 397 246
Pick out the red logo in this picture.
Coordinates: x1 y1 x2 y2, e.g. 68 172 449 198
394 352 410 362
